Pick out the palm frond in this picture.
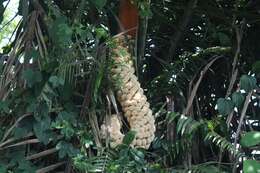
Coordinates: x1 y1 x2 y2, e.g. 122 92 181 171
176 114 205 136
204 131 241 157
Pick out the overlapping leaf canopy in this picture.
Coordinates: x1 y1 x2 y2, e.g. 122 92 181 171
0 0 259 172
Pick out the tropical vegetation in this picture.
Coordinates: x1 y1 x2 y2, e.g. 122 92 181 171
0 0 259 172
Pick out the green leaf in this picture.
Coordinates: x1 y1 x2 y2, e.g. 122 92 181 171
96 27 108 39
0 100 9 113
75 25 91 40
14 127 30 139
22 69 42 88
139 2 153 18
52 111 77 139
130 149 145 164
33 116 54 144
83 139 93 148
8 149 25 166
123 130 136 146
32 102 49 121
59 83 73 101
49 16 72 47
90 0 107 9
57 111 77 124
56 141 79 158
240 75 257 92
147 164 164 173
49 76 65 87
217 98 234 115
17 160 36 173
0 165 7 173
166 111 180 123
93 64 104 102
231 92 244 108
243 160 260 173
252 61 260 74
241 131 260 147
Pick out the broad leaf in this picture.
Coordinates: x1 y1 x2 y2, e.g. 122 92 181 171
22 69 42 88
0 100 9 113
0 165 7 173
198 165 220 173
252 61 260 74
14 127 30 139
56 141 79 158
49 16 72 47
243 160 260 173
96 27 108 39
241 131 260 147
90 0 107 9
52 111 77 139
17 160 36 173
33 116 53 144
217 98 234 115
49 75 65 88
231 92 244 108
240 75 257 92
130 149 145 164
123 130 136 146
32 102 49 121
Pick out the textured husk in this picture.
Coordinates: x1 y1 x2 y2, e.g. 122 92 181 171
101 35 155 149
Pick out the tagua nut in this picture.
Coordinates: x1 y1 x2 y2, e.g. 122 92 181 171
102 36 156 149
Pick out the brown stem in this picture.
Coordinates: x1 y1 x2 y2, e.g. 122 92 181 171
232 91 253 173
183 56 222 115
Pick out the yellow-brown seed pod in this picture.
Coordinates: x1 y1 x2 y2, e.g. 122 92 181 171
102 35 156 149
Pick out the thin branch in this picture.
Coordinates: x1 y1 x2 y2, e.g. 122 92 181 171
1 113 32 142
225 69 238 99
3 0 11 9
0 13 18 31
89 111 102 148
225 69 238 126
1 138 40 150
225 19 245 126
234 91 253 148
183 56 223 115
0 132 33 148
219 18 246 169
232 91 253 173
1 0 10 17
36 161 66 173
8 18 22 44
108 89 119 115
26 148 57 160
136 0 150 76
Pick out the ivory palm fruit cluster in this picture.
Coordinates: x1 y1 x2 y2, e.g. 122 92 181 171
102 35 155 149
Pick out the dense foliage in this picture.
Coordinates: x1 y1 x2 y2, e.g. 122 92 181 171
0 0 259 172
